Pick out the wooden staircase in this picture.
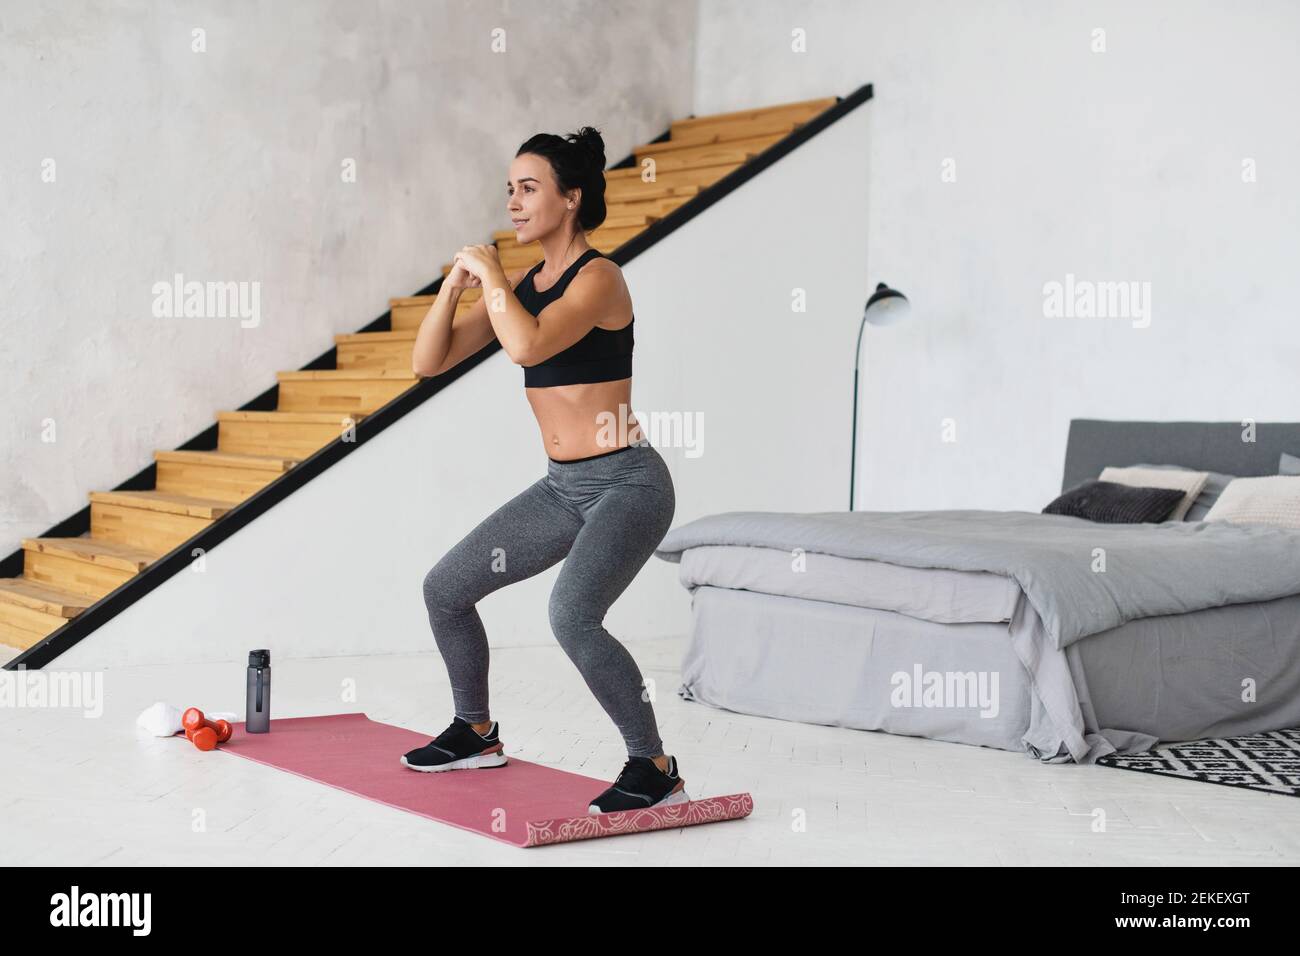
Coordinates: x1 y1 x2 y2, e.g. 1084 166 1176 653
0 95 838 654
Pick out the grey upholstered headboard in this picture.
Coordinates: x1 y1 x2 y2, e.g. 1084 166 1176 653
1061 420 1300 493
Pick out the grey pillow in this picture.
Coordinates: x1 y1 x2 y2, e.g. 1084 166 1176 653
1280 452 1300 476
1131 463 1236 521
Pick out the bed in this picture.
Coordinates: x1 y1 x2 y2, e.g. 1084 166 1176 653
653 420 1300 763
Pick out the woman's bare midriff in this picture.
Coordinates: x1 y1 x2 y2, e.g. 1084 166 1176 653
525 377 643 461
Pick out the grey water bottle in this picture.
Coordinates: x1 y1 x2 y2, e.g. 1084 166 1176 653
246 649 271 733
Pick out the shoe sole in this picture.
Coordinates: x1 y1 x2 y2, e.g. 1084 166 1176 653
588 785 691 815
400 751 509 773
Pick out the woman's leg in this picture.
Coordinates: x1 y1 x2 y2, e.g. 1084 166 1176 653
547 472 676 759
423 477 583 723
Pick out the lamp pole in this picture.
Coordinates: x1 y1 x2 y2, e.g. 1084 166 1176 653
850 282 910 511
850 312 868 511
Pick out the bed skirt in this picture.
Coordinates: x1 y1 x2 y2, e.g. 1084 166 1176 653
677 586 1300 763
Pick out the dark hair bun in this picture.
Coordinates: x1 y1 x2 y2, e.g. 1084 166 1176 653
569 126 606 178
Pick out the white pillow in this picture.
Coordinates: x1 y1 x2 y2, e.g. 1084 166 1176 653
1099 466 1210 522
1204 476 1300 530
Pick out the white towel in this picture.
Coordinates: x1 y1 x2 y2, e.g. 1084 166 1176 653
136 701 240 736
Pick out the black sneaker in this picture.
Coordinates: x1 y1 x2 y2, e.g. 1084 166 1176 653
588 755 690 814
400 716 508 772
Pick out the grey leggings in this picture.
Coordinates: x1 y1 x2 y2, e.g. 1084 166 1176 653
422 438 675 759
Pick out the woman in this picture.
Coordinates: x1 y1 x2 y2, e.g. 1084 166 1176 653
400 127 687 815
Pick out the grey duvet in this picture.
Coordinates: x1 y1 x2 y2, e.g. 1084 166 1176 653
655 509 1300 649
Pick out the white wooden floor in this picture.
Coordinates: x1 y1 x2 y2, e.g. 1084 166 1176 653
3 635 1299 866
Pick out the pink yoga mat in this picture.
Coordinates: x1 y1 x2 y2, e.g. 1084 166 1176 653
178 712 752 847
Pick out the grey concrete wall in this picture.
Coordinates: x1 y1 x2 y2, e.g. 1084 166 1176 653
0 0 696 552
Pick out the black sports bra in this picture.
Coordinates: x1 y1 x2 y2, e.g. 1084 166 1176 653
514 248 634 388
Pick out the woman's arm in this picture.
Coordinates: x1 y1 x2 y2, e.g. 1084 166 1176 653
454 244 546 365
411 284 462 378
412 263 526 378
456 245 628 366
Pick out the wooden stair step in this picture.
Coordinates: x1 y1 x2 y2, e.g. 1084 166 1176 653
606 193 698 217
154 449 300 502
648 115 800 151
603 196 696 223
335 330 422 372
217 410 370 424
0 574 105 651
611 146 760 177
0 578 95 617
216 410 368 458
606 181 703 199
601 212 662 229
275 369 418 414
335 330 417 345
0 613 65 652
633 133 786 167
89 491 235 553
19 534 161 606
275 369 418 382
88 490 235 519
21 535 162 573
606 175 721 200
154 449 300 472
669 96 837 134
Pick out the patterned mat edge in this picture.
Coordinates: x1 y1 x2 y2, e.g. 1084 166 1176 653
524 792 754 847
1095 728 1300 798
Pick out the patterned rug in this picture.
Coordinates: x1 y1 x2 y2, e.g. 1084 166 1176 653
1096 728 1300 797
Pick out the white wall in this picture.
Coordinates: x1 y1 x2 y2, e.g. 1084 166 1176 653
694 0 1300 510
0 0 696 555
52 101 873 668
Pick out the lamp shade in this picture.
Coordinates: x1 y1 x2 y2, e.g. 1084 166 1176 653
863 282 910 326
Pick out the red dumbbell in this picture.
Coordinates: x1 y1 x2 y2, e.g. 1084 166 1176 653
183 725 221 747
182 707 233 750
182 707 233 741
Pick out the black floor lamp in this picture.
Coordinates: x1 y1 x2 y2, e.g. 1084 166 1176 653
850 282 911 510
